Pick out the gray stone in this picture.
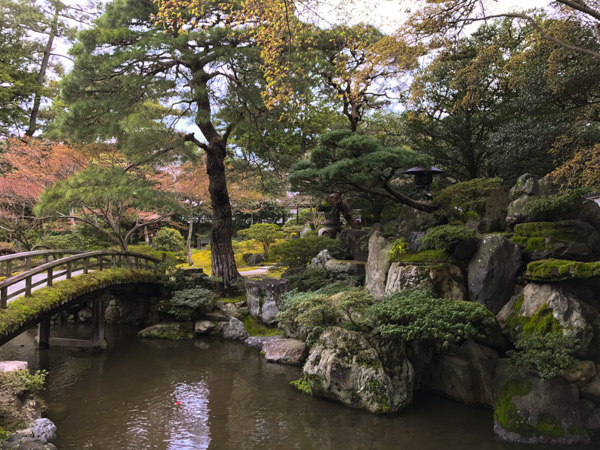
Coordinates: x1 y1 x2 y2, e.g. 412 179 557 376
324 259 366 282
194 320 215 335
138 322 193 340
385 262 467 300
396 204 436 237
104 304 120 323
242 253 265 266
426 339 498 408
205 312 228 321
77 306 92 323
219 302 240 319
31 418 56 442
1 436 57 449
509 173 540 200
338 229 369 261
262 339 307 365
407 231 426 252
580 400 600 430
244 335 283 350
577 200 600 237
365 225 392 300
467 235 521 314
0 361 28 372
222 317 250 341
117 297 150 325
581 369 600 404
562 360 597 387
493 368 589 444
309 249 332 269
302 327 414 414
246 278 288 325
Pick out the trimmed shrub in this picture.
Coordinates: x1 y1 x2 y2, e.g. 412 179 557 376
434 177 503 222
419 224 476 251
368 289 499 348
271 235 348 268
524 188 590 221
169 288 215 321
153 227 185 253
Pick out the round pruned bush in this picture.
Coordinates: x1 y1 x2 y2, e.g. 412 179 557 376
169 288 215 321
419 224 476 251
270 235 348 268
153 227 185 253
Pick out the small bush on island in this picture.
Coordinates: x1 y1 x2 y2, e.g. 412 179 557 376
368 289 499 348
168 288 215 321
419 224 476 251
237 223 284 259
0 369 47 433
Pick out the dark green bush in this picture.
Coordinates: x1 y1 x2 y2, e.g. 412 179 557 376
153 227 185 253
169 288 215 321
368 289 499 348
419 224 476 251
270 235 348 268
507 331 580 379
524 188 590 221
434 177 503 222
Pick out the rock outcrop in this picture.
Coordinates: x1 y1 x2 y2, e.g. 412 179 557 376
262 339 307 365
246 278 288 325
365 225 392 300
300 327 414 414
385 263 467 300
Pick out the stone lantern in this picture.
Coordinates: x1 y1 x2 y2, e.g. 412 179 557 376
405 166 444 199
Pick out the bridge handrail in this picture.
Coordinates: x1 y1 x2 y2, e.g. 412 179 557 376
0 250 85 277
0 250 162 308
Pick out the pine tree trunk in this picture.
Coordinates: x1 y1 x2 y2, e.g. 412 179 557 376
205 140 240 289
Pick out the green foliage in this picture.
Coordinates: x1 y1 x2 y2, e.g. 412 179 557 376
288 129 431 203
237 223 284 258
290 378 312 395
169 288 215 321
524 188 590 221
271 235 348 268
494 379 536 435
508 331 580 380
0 369 47 398
278 286 373 343
419 224 476 251
433 178 503 222
368 289 499 348
388 238 408 261
242 316 280 337
153 227 185 253
511 222 587 255
281 223 305 239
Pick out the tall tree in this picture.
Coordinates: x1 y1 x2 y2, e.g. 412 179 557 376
60 0 279 289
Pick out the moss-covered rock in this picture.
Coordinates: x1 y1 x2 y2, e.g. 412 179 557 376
137 322 194 340
525 259 600 282
511 221 600 261
493 365 589 444
301 327 414 414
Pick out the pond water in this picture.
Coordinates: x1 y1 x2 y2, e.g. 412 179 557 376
1 324 597 450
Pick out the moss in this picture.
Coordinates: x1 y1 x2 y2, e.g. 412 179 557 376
0 269 158 339
390 249 448 264
536 413 564 438
525 259 600 281
290 378 312 395
494 379 536 435
505 298 561 339
367 380 390 413
242 316 279 337
511 222 588 256
222 295 246 304
568 423 581 435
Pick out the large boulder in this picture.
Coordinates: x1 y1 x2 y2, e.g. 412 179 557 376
262 339 307 365
338 229 369 261
222 317 250 341
308 249 332 269
300 327 414 414
493 363 589 444
426 339 499 408
245 278 288 325
365 225 392 300
242 253 265 266
468 235 521 314
385 263 467 300
498 283 600 361
512 221 600 261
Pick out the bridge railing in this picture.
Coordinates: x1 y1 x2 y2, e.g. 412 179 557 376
0 250 162 308
0 250 85 278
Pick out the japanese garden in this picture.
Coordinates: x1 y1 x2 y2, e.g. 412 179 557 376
1 0 600 448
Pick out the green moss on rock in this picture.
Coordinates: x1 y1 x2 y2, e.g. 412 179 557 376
525 259 600 282
511 222 587 256
389 249 448 264
536 413 565 438
494 378 536 435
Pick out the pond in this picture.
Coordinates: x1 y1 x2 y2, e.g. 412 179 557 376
0 324 597 449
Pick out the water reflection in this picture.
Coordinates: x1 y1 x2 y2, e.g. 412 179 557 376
0 325 597 450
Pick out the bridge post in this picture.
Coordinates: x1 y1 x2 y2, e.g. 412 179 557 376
6 260 11 277
91 297 106 351
1 287 7 309
37 316 50 349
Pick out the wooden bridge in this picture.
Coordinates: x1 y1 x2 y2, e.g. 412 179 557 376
0 249 163 351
